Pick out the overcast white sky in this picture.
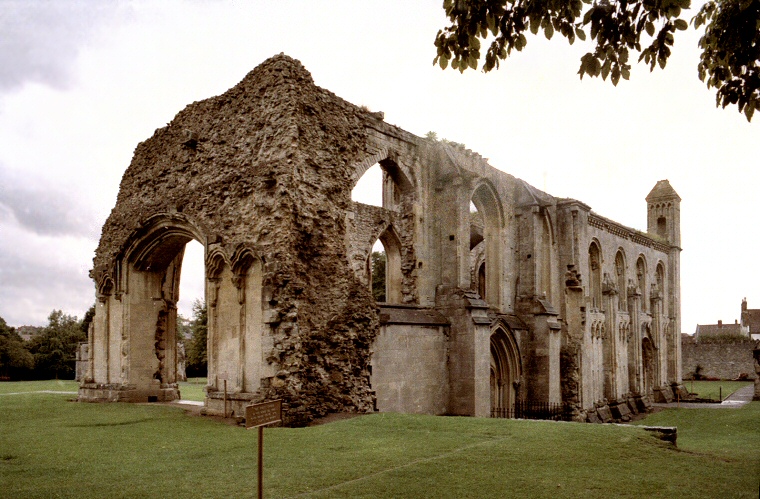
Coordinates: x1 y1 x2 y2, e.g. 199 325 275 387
0 1 756 334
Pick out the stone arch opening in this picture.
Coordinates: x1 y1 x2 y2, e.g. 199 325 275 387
352 158 413 211
588 241 602 310
352 163 383 207
615 249 627 309
471 181 504 309
177 239 205 380
490 326 522 415
650 261 667 314
477 262 486 300
118 217 206 402
540 212 554 304
636 255 647 312
367 226 402 304
205 246 264 400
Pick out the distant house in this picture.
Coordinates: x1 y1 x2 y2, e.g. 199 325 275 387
741 298 760 341
694 320 745 341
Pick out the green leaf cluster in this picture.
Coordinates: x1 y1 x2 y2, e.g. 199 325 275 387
695 0 760 121
26 310 86 380
434 0 759 120
0 317 34 379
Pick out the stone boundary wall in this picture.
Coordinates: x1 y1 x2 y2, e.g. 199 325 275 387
681 337 757 380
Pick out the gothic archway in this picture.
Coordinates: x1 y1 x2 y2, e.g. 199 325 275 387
490 326 521 415
471 181 505 309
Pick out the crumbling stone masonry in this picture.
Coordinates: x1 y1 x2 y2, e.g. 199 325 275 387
81 54 683 425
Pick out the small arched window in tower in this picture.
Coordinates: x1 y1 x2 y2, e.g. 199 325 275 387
657 216 667 238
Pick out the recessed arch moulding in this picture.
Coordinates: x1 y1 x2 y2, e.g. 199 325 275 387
82 55 384 425
81 54 683 425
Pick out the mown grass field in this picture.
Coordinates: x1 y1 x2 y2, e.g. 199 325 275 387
1 381 758 498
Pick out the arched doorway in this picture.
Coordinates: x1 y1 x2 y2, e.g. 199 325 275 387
104 216 205 402
490 327 521 416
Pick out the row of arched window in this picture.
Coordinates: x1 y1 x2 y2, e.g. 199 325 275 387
588 241 665 314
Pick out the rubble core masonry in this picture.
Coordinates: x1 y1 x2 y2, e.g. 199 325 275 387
81 54 683 425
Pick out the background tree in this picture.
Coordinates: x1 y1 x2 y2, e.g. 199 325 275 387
0 317 34 380
27 310 85 379
185 299 208 378
434 0 760 121
371 251 387 302
80 304 96 335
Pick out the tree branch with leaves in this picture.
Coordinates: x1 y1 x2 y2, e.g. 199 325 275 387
434 0 760 121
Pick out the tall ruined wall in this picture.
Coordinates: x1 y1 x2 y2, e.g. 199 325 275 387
92 55 382 425
681 336 757 380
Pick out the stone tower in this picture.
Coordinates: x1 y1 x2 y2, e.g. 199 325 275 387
646 179 681 247
645 179 682 392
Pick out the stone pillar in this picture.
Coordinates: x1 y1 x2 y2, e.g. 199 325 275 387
438 288 491 417
601 273 618 402
560 265 585 421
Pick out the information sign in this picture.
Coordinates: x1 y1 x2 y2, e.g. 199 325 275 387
245 400 282 429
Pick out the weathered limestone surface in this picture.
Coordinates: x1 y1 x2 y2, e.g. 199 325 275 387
84 54 683 425
87 55 382 424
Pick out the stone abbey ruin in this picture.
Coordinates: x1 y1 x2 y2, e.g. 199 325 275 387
80 54 684 425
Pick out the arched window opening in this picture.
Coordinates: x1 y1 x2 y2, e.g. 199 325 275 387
368 228 402 303
369 240 386 302
656 216 667 238
540 214 553 303
636 257 647 312
471 183 503 308
351 159 412 211
351 163 383 207
615 251 627 310
588 243 602 310
477 263 486 300
654 263 666 312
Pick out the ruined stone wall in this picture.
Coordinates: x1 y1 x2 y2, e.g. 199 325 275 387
681 337 757 380
92 55 388 425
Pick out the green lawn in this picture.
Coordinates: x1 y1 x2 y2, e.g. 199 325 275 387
1 388 758 498
0 379 78 394
178 377 207 402
684 380 753 401
1 378 208 401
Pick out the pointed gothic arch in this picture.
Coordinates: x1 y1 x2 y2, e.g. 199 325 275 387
471 180 505 309
490 325 522 414
588 241 602 310
368 225 403 303
615 249 627 310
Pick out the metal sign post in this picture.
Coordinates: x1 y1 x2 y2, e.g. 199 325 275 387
246 400 282 499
